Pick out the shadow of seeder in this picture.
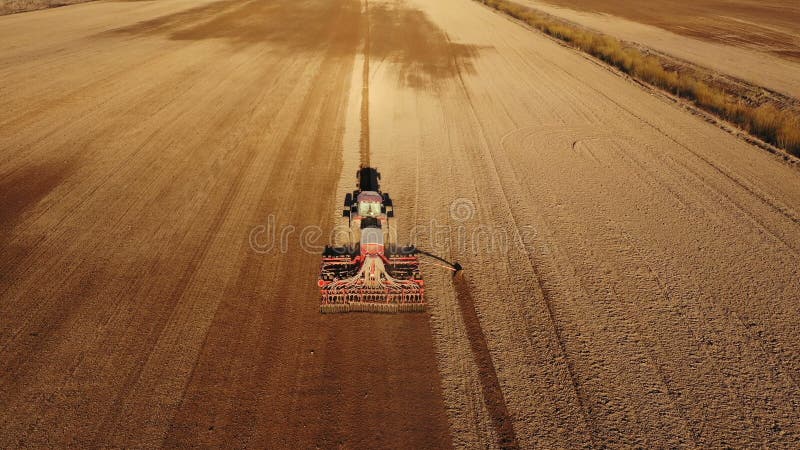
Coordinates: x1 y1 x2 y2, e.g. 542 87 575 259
452 270 520 450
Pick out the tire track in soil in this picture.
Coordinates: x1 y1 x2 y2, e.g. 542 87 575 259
363 4 516 446
359 0 371 167
405 27 522 449
453 272 519 449
446 33 595 444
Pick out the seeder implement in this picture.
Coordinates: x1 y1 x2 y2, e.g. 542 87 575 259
319 167 426 313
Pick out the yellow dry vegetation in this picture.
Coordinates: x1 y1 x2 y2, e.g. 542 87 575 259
480 0 800 156
1 0 93 15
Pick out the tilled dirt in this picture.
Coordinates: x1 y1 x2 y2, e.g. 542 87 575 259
1 0 800 448
0 0 451 447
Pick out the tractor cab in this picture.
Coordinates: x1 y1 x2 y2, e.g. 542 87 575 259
357 191 383 218
341 167 394 228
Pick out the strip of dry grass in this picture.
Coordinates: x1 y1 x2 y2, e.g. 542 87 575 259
479 0 800 157
0 0 94 15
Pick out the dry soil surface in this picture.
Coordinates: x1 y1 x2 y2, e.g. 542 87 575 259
2 0 800 448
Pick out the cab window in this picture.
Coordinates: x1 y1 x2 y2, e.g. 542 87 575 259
359 201 381 217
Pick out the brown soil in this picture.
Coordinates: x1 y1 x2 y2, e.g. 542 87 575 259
0 0 452 447
453 272 518 449
1 0 800 447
